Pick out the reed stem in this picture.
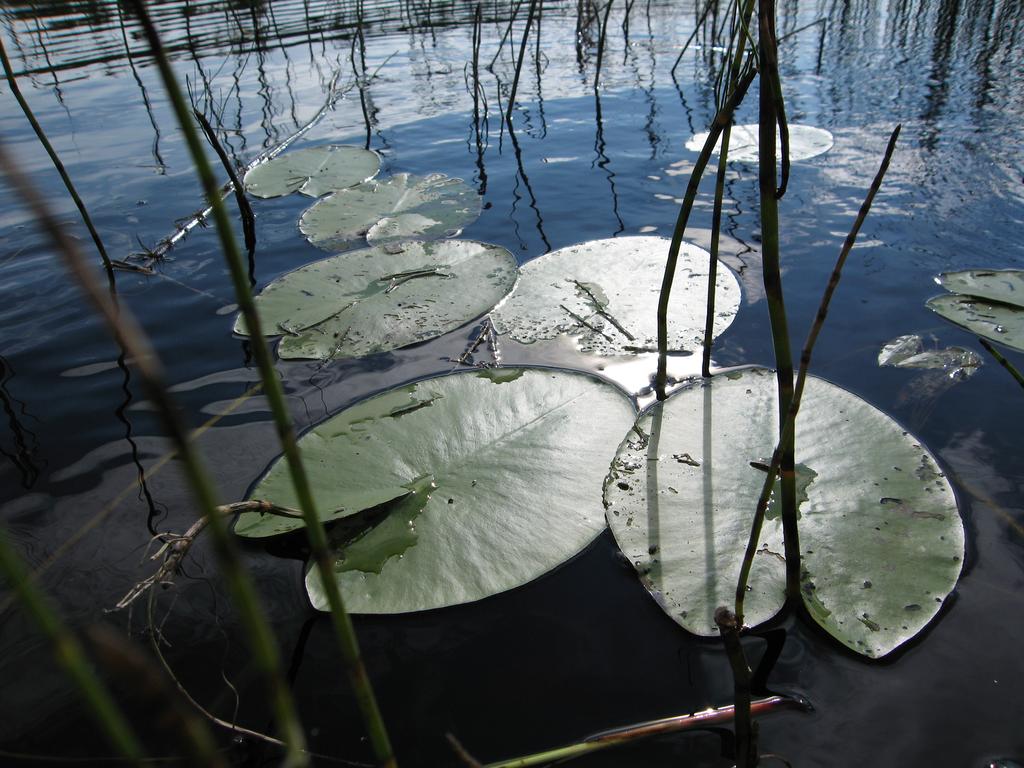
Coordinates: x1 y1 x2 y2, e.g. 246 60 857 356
979 338 1024 391
127 3 395 765
0 36 116 291
0 526 144 763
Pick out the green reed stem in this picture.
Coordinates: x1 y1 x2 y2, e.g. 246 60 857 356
0 136 309 767
506 0 538 123
655 64 755 399
756 0 799 601
0 36 116 291
127 4 395 765
979 338 1024 391
735 125 902 626
714 607 757 768
0 526 144 763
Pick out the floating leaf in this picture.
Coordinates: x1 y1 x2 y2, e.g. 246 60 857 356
299 172 481 252
234 240 518 361
926 295 1024 353
685 124 834 163
490 236 740 356
935 269 1024 309
237 368 635 613
603 367 963 659
242 145 381 199
878 334 981 379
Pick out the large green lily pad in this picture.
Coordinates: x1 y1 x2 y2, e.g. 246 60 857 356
299 172 482 252
685 124 834 162
490 236 740 356
242 145 381 199
935 269 1024 309
234 240 518 361
927 294 1024 353
237 368 635 613
603 367 963 659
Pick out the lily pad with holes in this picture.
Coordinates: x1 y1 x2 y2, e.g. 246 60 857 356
603 367 963 659
242 145 381 199
935 269 1024 309
684 124 834 163
926 295 1024 352
236 368 636 613
490 236 740 357
878 334 981 379
299 172 481 252
234 240 518 361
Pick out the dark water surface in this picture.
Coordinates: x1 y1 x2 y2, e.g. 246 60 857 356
1 1 1023 765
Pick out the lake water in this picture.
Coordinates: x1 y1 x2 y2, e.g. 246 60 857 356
1 1 1023 765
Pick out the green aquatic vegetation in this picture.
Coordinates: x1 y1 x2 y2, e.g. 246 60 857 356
239 368 635 614
603 367 963 659
927 295 1024 352
299 172 481 252
878 334 982 379
490 236 740 356
234 240 518 361
685 123 834 163
242 144 381 198
934 269 1024 307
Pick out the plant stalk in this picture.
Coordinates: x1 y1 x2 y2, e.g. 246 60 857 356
127 3 396 765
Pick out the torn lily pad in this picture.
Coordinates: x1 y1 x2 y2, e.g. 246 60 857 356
926 295 1024 353
603 367 963 659
878 334 981 380
242 145 381 199
238 368 635 613
935 269 1024 309
234 240 518 361
490 236 740 356
299 172 481 252
685 124 834 162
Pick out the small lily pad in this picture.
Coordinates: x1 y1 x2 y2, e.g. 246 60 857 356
299 172 482 252
878 334 982 379
926 294 1024 352
603 367 963 659
490 236 740 356
685 124 834 162
242 145 381 199
234 240 518 361
935 269 1024 309
237 368 636 613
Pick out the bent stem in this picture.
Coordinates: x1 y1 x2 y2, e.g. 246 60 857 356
735 125 903 627
0 526 144 763
655 64 755 399
127 3 396 766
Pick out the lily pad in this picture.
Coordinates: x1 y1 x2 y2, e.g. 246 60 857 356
299 172 481 252
490 236 740 356
685 124 834 162
237 368 636 613
234 240 518 361
926 294 1024 352
603 367 963 659
242 145 381 199
878 334 981 380
935 269 1024 309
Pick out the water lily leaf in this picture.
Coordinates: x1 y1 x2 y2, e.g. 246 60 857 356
604 367 963 659
878 334 981 379
238 368 635 613
299 172 481 252
935 269 1024 309
490 236 740 356
685 124 834 162
234 240 518 361
242 145 381 199
926 294 1024 352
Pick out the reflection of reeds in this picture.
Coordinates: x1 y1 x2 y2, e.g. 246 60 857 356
127 3 396 765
